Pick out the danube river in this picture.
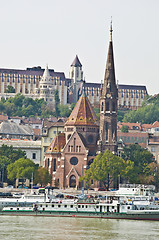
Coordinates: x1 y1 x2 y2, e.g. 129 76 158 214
0 216 159 240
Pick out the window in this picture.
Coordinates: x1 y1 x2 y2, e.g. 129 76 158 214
32 153 36 159
70 157 78 165
101 102 104 111
106 102 109 111
53 159 56 171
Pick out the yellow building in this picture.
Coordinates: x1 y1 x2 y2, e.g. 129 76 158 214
41 120 65 164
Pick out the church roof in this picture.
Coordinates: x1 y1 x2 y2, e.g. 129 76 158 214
71 55 82 67
46 133 66 153
65 94 98 126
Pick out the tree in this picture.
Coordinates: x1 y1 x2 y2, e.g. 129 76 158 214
0 156 11 183
123 94 159 124
54 89 60 117
121 144 154 183
0 145 26 163
34 167 52 186
58 104 71 117
81 150 134 189
4 85 15 93
7 158 36 182
121 125 129 132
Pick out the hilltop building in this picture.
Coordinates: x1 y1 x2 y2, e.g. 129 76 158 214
0 60 147 111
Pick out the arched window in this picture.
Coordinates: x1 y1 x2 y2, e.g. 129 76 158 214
53 159 56 171
101 102 104 111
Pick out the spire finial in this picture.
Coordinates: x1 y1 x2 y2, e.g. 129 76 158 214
110 17 113 42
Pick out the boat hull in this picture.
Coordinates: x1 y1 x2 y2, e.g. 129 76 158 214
1 210 159 221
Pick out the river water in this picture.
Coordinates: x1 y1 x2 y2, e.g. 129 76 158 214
0 216 159 240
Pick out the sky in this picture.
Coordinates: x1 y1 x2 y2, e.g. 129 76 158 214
0 0 159 95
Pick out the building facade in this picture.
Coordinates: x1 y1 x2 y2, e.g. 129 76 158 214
43 93 99 188
0 60 147 111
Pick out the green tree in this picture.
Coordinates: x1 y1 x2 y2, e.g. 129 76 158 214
0 156 11 183
121 144 154 183
58 104 71 117
123 94 159 124
121 125 129 132
4 85 15 93
54 89 60 117
34 167 52 186
7 158 36 182
0 145 26 163
81 150 134 189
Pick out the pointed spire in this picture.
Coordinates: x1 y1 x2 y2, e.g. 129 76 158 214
71 55 82 67
102 22 117 97
43 64 50 79
110 17 113 42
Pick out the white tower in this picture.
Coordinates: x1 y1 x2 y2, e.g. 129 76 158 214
35 65 54 105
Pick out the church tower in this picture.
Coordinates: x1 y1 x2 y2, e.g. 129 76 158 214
69 55 83 103
98 22 118 154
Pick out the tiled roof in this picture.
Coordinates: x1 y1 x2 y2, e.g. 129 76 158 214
118 84 147 92
65 94 98 126
46 133 66 153
33 129 41 136
0 67 66 80
0 115 8 121
0 120 34 135
152 121 159 128
117 122 142 130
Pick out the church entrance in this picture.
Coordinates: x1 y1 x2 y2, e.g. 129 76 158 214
69 175 76 188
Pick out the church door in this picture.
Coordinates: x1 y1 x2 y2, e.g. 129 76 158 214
69 175 76 188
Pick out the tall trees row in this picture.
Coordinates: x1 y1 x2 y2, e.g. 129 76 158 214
81 144 159 190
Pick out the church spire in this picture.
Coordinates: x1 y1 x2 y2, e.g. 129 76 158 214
98 23 118 154
102 20 117 98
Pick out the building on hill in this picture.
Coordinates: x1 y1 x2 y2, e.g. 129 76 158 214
0 65 69 106
0 61 147 111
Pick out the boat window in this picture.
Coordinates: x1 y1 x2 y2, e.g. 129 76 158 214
70 205 73 208
17 208 19 210
85 205 88 208
78 205 81 208
127 206 130 209
52 205 54 208
46 205 48 207
10 208 13 210
112 206 114 209
96 206 99 208
40 205 42 207
82 205 84 208
58 205 61 208
64 205 67 208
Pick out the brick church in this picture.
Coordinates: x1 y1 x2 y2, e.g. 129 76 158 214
43 24 118 188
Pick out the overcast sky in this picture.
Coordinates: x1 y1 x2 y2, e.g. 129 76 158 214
0 0 158 95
